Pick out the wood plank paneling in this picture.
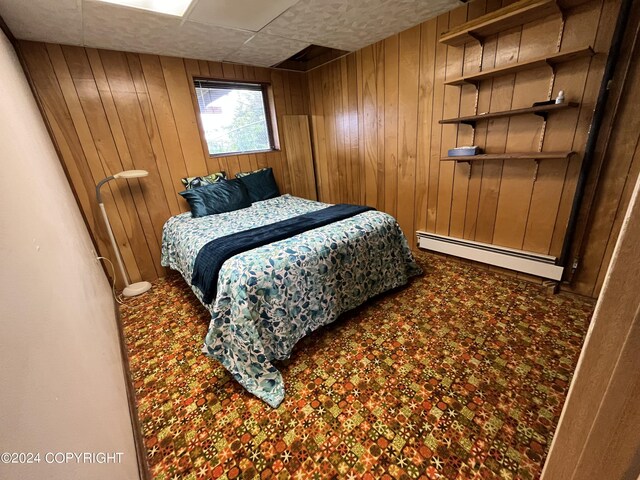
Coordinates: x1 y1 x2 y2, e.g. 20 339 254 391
19 42 310 286
491 16 561 250
414 18 438 240
383 34 398 218
99 49 170 275
397 26 421 241
281 115 317 200
522 3 597 254
572 2 640 296
450 1 486 239
361 45 380 208
541 173 640 480
307 0 626 297
436 6 467 237
426 14 450 233
474 24 521 245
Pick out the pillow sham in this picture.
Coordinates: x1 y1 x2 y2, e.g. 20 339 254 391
235 167 280 202
236 167 269 178
181 171 226 190
179 179 251 218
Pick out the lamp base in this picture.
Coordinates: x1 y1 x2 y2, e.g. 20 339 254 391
122 281 152 297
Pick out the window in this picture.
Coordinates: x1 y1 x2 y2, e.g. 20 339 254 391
193 79 275 156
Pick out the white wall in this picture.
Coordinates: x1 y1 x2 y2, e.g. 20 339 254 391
0 31 139 480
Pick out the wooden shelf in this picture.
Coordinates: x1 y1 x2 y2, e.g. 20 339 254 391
440 0 561 46
444 46 594 86
439 102 578 126
441 151 575 162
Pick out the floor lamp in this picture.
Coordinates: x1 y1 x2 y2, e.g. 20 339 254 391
96 170 152 297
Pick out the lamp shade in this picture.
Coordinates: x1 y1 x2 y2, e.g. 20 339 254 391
113 169 149 179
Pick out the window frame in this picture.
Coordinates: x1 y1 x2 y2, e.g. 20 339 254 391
191 77 279 158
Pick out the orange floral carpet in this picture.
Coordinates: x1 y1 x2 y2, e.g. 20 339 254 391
120 252 593 479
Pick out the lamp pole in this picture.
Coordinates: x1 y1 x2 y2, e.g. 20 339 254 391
96 170 152 297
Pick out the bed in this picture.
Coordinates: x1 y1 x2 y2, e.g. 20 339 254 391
161 194 421 407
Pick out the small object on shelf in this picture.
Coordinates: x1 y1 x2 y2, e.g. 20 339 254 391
532 100 556 107
555 90 565 104
448 146 482 157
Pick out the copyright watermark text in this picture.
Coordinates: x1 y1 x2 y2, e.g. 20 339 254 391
1 452 124 464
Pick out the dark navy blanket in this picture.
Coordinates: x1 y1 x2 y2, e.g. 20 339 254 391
192 204 374 304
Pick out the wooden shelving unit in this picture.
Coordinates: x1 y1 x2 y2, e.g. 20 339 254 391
444 46 594 86
440 0 561 46
441 151 575 162
439 102 578 127
439 0 587 174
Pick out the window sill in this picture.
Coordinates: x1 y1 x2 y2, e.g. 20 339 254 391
210 149 280 158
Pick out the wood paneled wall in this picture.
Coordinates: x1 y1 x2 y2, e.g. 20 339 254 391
18 42 309 286
569 1 640 297
282 115 318 200
306 0 621 296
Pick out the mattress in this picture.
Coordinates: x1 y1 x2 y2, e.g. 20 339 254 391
161 194 421 407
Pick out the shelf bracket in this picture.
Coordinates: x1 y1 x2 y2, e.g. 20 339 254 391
533 111 549 121
461 120 477 128
538 118 548 152
557 15 567 50
544 61 558 76
468 32 484 46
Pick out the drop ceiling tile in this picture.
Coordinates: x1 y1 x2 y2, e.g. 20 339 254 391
264 0 461 51
224 32 309 67
187 0 299 32
83 1 181 54
2 0 463 69
175 21 254 61
82 1 252 61
0 0 82 45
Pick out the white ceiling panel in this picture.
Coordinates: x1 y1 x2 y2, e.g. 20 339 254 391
0 0 82 45
0 0 463 69
187 0 299 32
264 0 462 51
83 1 253 60
83 1 182 55
224 32 309 67
172 21 254 61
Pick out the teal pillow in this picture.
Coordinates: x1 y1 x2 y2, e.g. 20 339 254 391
179 179 251 218
181 171 226 189
235 167 280 202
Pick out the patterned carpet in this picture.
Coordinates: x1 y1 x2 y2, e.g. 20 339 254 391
120 252 594 480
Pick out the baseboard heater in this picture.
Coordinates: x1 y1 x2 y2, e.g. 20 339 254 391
416 231 564 281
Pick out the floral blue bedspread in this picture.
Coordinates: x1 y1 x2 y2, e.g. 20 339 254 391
161 195 421 407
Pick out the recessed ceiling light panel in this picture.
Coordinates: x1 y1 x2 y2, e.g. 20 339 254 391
94 0 194 17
